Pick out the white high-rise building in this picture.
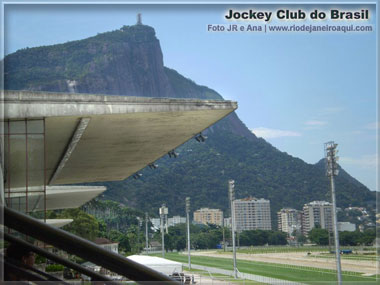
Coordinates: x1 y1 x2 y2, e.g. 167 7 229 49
302 201 333 235
234 197 271 232
277 208 302 236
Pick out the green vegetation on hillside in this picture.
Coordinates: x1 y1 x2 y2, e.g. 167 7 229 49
5 25 157 91
164 67 223 100
101 131 375 227
43 200 148 253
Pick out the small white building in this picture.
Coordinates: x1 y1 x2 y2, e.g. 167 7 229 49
151 216 186 230
168 216 186 227
151 218 161 231
337 222 356 232
94 238 119 254
127 255 182 276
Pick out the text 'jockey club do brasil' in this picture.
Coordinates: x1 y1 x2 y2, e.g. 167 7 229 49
225 9 370 21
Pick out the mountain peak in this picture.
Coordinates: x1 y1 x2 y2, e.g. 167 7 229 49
119 24 157 42
5 24 171 98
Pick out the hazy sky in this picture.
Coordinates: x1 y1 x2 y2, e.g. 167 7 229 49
3 2 378 190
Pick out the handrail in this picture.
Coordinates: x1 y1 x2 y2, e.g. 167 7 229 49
4 255 65 283
2 258 47 282
3 232 115 283
3 206 179 284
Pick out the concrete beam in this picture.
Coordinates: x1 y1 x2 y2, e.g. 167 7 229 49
8 185 107 211
4 90 237 119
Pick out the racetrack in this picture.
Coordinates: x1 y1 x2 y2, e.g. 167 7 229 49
189 250 378 275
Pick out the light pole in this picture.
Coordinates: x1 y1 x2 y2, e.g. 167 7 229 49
165 213 169 234
186 197 191 269
222 217 226 252
137 217 142 252
145 212 149 251
229 179 237 279
325 141 342 284
159 204 168 258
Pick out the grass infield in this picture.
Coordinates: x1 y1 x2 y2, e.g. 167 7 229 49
153 252 378 284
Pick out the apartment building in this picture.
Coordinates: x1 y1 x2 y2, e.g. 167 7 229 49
193 208 223 226
234 197 271 232
277 208 302 236
302 201 333 235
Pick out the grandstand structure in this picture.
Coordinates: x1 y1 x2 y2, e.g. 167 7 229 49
1 90 237 282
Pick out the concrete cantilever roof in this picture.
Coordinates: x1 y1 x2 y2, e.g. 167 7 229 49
8 186 107 212
4 90 237 187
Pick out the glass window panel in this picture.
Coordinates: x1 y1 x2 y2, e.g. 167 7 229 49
7 196 26 212
27 193 43 213
28 120 44 134
27 134 45 187
10 120 26 134
16 196 26 213
0 121 8 135
4 134 9 190
9 135 26 188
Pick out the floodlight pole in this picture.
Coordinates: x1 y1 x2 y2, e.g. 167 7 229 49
186 197 191 269
160 212 164 257
229 179 237 279
165 214 169 234
222 218 226 252
325 141 342 285
145 212 149 251
159 205 167 258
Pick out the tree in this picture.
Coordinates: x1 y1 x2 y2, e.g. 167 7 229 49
81 199 142 233
339 231 361 246
268 231 287 245
105 229 132 253
174 236 186 252
127 231 140 253
295 232 307 244
359 229 375 245
98 219 108 237
308 227 329 245
205 230 222 248
118 234 131 253
239 230 269 246
192 232 210 249
58 208 99 241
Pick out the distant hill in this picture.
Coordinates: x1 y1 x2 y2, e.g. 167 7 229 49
99 132 374 221
4 24 375 225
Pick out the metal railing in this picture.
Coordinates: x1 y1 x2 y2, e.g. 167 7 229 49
3 206 180 284
3 232 114 283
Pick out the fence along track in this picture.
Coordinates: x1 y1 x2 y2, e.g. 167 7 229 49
184 263 306 285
